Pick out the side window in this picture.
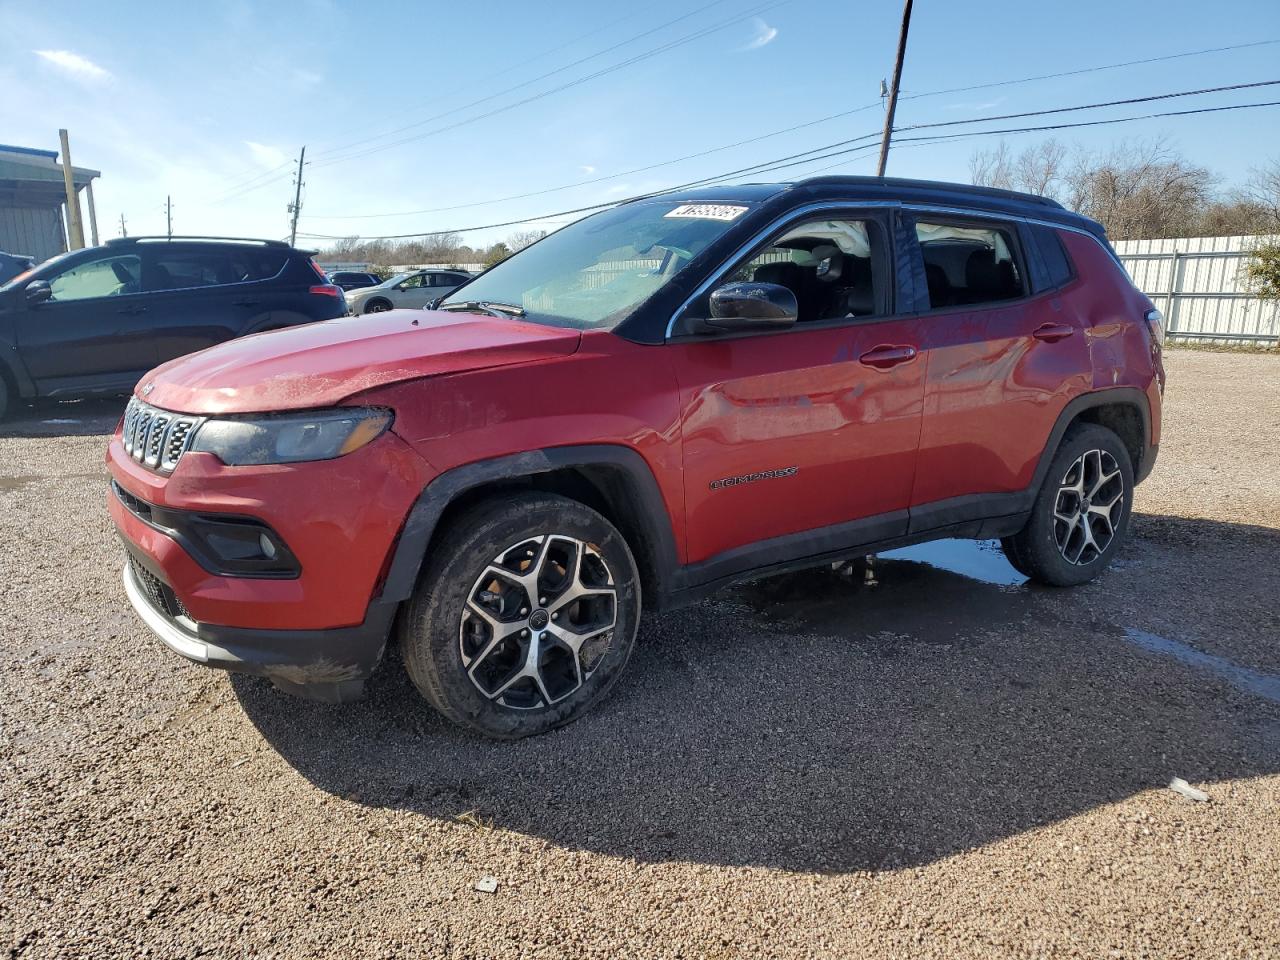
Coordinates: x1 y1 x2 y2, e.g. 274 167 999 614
724 217 883 323
48 255 141 301
915 220 1024 309
442 272 468 285
1033 224 1074 289
145 251 236 291
399 273 426 289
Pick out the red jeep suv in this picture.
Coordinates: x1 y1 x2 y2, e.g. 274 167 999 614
108 177 1164 738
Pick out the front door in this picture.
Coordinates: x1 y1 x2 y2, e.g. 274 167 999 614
669 213 926 574
15 251 157 396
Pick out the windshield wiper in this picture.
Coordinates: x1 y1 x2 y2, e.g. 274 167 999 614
438 300 526 319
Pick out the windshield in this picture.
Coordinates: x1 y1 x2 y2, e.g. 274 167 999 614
440 201 752 329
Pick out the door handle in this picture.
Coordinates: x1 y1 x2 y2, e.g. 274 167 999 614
859 344 918 369
116 306 148 315
1033 322 1075 342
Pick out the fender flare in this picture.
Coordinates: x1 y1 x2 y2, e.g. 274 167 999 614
1031 386 1153 492
378 444 682 609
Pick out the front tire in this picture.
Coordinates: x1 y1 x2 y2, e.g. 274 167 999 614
364 298 392 314
400 493 641 739
1002 423 1134 587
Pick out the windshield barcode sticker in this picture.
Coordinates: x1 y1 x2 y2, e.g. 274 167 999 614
664 203 749 221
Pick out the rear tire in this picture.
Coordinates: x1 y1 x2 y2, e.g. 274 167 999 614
1002 423 1134 587
400 492 641 739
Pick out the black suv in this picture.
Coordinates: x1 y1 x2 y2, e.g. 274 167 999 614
0 237 346 417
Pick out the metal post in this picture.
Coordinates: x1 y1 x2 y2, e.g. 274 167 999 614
58 129 86 250
875 0 913 177
1166 251 1182 334
85 180 100 246
165 195 172 238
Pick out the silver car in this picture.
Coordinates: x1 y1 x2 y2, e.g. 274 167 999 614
345 269 473 315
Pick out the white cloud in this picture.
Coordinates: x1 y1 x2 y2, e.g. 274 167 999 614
244 140 287 168
34 49 111 81
741 17 778 51
945 97 1007 112
580 164 596 174
292 68 323 87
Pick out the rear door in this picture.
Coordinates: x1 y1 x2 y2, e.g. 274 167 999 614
14 251 156 395
669 210 926 573
905 213 1092 526
140 245 280 363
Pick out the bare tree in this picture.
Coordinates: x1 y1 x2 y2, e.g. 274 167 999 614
1241 158 1280 233
972 137 1222 239
507 229 548 252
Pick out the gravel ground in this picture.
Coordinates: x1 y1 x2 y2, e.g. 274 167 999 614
2 349 1278 959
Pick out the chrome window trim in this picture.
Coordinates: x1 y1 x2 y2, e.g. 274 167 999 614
663 199 1121 339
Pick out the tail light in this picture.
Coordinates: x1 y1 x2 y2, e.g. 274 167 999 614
307 258 329 281
309 284 342 298
1144 308 1165 349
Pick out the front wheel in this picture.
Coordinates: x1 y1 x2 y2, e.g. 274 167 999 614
363 298 392 314
400 493 641 739
1002 423 1134 587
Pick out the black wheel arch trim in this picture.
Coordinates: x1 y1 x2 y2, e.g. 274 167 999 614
1033 386 1154 489
378 444 683 611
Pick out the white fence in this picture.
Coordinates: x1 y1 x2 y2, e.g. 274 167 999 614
1112 235 1279 344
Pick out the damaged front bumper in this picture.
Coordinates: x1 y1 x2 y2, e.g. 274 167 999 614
121 551 395 703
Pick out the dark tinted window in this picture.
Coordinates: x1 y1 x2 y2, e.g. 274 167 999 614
915 220 1024 309
1034 225 1074 288
145 248 285 291
439 272 469 285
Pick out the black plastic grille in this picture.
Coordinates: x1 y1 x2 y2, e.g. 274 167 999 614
128 554 191 622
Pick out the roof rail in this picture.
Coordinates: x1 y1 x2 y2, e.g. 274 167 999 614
793 175 1065 209
105 235 291 248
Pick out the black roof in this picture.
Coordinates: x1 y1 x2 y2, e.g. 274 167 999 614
646 176 1104 237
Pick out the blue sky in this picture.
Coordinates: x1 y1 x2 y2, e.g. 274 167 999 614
3 0 1279 249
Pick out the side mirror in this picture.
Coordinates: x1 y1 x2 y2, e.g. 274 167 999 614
25 280 52 305
695 281 797 333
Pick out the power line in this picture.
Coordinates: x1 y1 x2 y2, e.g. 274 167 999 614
309 0 789 170
301 40 1280 222
309 0 738 161
296 95 1280 241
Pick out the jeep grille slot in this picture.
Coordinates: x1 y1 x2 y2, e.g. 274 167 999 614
122 397 203 474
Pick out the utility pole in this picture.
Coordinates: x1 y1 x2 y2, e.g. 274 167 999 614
875 0 913 177
119 213 128 238
288 146 306 247
58 128 86 250
165 195 173 238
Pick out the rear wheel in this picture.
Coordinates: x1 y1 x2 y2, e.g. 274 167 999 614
364 298 392 314
400 493 641 739
1001 423 1133 587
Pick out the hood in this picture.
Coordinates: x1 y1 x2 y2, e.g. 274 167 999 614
141 310 581 414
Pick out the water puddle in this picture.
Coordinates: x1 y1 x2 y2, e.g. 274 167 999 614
734 541 1036 649
1123 628 1280 704
880 539 1026 587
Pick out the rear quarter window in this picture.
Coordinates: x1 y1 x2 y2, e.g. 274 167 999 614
1033 225 1075 288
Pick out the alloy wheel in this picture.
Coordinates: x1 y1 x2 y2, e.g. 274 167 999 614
458 535 617 710
1053 448 1124 565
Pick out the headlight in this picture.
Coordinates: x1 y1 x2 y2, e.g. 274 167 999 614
190 407 392 465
